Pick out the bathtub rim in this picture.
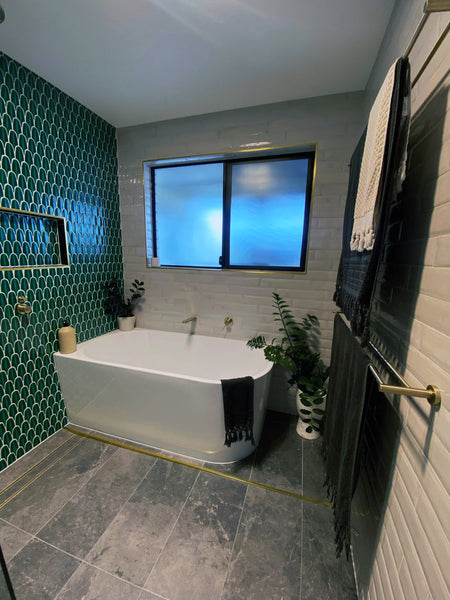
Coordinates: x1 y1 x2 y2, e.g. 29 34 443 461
54 327 273 385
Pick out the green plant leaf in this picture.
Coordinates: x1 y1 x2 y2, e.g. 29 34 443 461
247 335 266 349
247 292 329 396
300 398 312 406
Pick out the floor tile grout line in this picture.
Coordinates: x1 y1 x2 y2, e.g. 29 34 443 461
141 469 201 595
27 440 121 540
137 588 170 600
65 426 332 508
247 455 255 486
0 517 35 564
52 550 147 600
219 481 251 600
299 438 305 600
2 419 354 599
0 433 79 496
81 453 160 569
0 437 85 510
4 530 150 600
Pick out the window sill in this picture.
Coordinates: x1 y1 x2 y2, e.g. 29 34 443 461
146 264 307 275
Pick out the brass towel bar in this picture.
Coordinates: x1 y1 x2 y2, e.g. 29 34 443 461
368 342 441 407
404 0 450 60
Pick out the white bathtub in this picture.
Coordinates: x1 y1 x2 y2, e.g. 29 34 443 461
54 328 272 463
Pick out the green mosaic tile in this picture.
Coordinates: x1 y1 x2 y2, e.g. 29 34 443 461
0 52 123 471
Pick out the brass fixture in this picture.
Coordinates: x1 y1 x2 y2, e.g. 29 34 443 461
425 0 450 12
182 316 197 324
224 316 233 327
368 342 441 407
16 296 32 315
369 365 441 407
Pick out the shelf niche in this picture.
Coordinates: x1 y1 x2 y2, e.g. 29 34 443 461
0 207 69 270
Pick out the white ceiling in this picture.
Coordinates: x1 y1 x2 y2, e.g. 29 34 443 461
0 0 396 128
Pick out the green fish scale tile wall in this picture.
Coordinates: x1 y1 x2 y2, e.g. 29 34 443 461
0 53 123 471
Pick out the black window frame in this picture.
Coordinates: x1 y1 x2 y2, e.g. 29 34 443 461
148 149 315 272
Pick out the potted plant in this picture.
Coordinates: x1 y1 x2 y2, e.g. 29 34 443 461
103 278 145 331
247 292 329 439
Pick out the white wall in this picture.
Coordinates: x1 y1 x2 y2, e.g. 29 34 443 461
116 93 365 412
116 3 449 596
116 2 449 593
352 1 450 599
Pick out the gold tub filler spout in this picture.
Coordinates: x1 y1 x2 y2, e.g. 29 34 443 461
182 316 197 324
16 296 32 315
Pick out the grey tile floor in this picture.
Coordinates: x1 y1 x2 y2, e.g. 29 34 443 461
0 411 357 600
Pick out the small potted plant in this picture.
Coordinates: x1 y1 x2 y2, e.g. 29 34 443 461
103 278 145 331
247 292 329 439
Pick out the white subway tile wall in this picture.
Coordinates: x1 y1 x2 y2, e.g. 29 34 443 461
353 1 450 598
116 92 365 414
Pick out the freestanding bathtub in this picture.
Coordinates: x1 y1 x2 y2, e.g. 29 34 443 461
54 328 272 463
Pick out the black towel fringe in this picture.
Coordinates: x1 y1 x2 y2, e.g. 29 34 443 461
222 376 255 448
322 472 351 560
322 442 350 559
224 424 255 447
333 286 371 346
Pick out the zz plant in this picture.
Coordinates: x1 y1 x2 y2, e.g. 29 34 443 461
103 279 145 318
247 292 329 435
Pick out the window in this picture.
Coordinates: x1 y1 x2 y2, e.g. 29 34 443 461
144 148 315 271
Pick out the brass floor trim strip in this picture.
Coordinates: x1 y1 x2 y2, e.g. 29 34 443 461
0 433 79 496
65 426 332 508
0 438 85 510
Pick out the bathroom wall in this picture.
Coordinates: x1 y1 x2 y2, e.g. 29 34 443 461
351 2 450 598
0 53 122 471
116 92 365 411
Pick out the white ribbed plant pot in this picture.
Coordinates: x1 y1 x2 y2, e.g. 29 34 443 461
295 387 326 440
117 316 136 331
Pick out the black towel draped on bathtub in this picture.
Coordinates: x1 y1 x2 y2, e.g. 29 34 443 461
221 376 255 447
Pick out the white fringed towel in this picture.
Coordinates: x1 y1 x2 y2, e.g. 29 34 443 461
350 59 399 252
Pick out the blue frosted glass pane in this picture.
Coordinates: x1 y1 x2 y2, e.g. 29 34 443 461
229 159 308 267
154 163 223 267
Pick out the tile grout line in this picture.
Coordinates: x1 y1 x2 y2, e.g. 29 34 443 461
137 588 170 600
26 440 121 539
46 453 165 600
219 480 251 600
299 439 305 600
141 469 201 595
0 517 35 564
0 433 79 497
51 541 143 600
4 530 149 600
65 426 332 508
2 422 342 599
80 452 160 569
0 437 85 510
